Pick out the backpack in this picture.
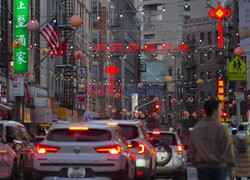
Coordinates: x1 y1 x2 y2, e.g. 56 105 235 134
237 138 248 153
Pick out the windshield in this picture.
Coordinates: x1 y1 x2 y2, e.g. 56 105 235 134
47 129 111 142
119 125 139 140
149 133 177 146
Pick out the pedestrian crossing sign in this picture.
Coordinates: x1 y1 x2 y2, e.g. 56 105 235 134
228 56 246 81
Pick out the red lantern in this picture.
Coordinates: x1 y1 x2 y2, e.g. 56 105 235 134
140 114 145 119
192 112 197 118
234 47 244 56
155 115 160 120
114 93 121 99
27 20 40 31
223 97 228 102
137 83 144 88
232 100 237 105
152 112 157 117
111 109 116 114
69 15 83 28
138 111 142 116
107 105 112 109
74 51 84 59
228 104 233 108
153 97 159 102
171 98 177 104
184 111 189 118
202 109 206 116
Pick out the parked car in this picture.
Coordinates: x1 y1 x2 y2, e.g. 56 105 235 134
148 130 188 180
90 120 157 180
33 123 136 180
0 121 35 178
0 132 18 179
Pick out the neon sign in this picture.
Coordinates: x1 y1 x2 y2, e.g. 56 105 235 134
93 42 191 54
217 79 225 115
14 0 29 73
209 3 231 48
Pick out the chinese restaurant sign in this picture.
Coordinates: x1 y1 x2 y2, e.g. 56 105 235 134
93 42 191 54
217 79 225 115
14 0 29 73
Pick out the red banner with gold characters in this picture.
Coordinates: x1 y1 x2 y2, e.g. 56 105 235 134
217 79 225 114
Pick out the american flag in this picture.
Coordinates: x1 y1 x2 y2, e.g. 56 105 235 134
41 17 65 58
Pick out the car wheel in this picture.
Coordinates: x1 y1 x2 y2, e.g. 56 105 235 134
154 144 172 166
174 171 187 180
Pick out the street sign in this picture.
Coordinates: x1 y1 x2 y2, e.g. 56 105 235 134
231 115 242 125
228 56 246 81
220 118 232 123
13 77 24 96
235 92 245 100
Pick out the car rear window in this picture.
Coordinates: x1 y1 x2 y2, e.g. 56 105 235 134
119 125 139 140
149 133 177 146
47 129 111 142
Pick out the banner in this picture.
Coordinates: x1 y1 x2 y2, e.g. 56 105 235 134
14 0 29 73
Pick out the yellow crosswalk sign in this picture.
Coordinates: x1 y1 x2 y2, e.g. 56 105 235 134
228 56 246 81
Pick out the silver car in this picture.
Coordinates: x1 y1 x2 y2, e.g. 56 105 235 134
148 130 187 180
90 120 157 180
33 123 136 180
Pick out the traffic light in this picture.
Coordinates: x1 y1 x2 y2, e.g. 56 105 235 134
155 104 161 113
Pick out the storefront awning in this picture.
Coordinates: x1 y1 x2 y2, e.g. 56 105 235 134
0 103 13 111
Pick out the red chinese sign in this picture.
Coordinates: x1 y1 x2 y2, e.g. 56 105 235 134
105 64 119 92
217 79 225 115
93 42 191 54
209 3 231 47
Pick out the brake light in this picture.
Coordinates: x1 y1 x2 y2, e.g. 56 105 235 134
128 144 133 148
152 131 161 135
106 123 118 126
138 143 146 154
69 127 88 130
95 145 122 155
177 145 183 153
36 145 60 154
137 171 143 176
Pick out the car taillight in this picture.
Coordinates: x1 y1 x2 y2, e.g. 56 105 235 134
138 143 146 154
177 145 183 153
95 145 122 155
69 127 88 130
36 144 60 154
128 144 133 148
152 131 161 135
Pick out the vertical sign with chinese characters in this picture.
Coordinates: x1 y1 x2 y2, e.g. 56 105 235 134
217 79 225 115
14 0 29 73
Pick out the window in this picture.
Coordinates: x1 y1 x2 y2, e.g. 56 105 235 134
47 129 112 142
177 68 182 80
151 5 157 11
192 34 195 42
208 71 212 84
151 25 155 30
201 92 206 98
187 73 191 81
208 31 212 44
178 25 183 31
107 2 110 21
177 86 184 99
185 5 190 11
168 68 173 76
93 32 99 44
208 52 212 63
184 16 190 20
157 14 163 21
157 5 163 11
107 31 109 43
178 15 184 21
200 52 204 64
19 127 29 142
149 133 177 146
178 5 184 11
200 72 205 79
150 15 156 21
200 32 204 42
92 1 98 21
168 96 172 107
215 31 218 42
119 125 139 140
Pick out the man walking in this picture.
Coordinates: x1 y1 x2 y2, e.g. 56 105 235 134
189 100 235 180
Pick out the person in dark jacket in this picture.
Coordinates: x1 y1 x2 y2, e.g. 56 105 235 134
190 100 235 180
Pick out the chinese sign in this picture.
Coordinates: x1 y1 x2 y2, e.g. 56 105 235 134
217 79 225 115
77 67 87 104
13 77 24 96
14 0 29 73
228 56 246 81
93 42 191 54
209 3 231 47
105 64 119 92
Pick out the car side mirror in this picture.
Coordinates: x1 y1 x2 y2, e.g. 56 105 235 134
6 136 14 143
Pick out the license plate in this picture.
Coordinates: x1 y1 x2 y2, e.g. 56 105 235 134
68 167 86 178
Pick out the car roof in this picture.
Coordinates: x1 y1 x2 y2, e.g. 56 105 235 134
48 122 120 132
89 119 142 126
0 120 24 127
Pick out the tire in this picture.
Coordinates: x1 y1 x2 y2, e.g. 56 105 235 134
8 160 17 180
174 171 188 180
154 144 172 166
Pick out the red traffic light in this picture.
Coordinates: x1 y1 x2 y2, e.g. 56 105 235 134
155 104 160 110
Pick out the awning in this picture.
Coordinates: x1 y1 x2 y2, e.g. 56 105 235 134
0 103 13 111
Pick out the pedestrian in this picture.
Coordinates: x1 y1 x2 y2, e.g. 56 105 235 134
232 124 250 180
189 99 235 180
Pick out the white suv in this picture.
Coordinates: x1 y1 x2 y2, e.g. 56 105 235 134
148 130 188 180
33 123 136 180
90 120 157 180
